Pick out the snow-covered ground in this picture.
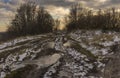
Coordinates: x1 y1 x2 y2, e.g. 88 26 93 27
0 30 120 78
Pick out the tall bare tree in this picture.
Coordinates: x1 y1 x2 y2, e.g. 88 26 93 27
7 2 54 37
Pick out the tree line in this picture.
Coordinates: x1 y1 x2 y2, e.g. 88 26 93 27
7 2 120 37
66 4 120 31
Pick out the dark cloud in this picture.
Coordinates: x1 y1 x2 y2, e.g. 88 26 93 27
109 0 120 4
29 0 73 7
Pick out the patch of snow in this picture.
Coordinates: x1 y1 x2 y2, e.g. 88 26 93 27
43 61 60 78
97 61 105 68
95 30 102 35
0 45 22 53
11 64 25 71
0 34 44 50
18 53 27 61
0 72 6 78
63 41 71 47
80 43 87 48
100 48 108 55
100 41 114 47
114 36 120 42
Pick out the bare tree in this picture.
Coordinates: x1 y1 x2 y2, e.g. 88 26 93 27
67 4 120 32
7 2 54 37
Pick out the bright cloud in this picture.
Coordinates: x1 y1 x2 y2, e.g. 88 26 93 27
46 5 70 18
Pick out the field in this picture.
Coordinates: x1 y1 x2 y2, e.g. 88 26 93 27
0 30 119 78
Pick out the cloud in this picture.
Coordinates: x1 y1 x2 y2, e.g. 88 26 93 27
65 0 120 9
0 7 14 28
0 0 25 28
27 0 73 9
0 0 71 27
46 5 70 18
1 0 120 30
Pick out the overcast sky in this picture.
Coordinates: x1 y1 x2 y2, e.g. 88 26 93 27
0 0 120 31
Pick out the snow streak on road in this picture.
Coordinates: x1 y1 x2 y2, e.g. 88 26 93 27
0 30 120 78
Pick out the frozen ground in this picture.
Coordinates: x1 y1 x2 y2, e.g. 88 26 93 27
0 30 120 78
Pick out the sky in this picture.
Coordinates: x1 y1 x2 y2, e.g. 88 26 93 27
0 0 120 31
